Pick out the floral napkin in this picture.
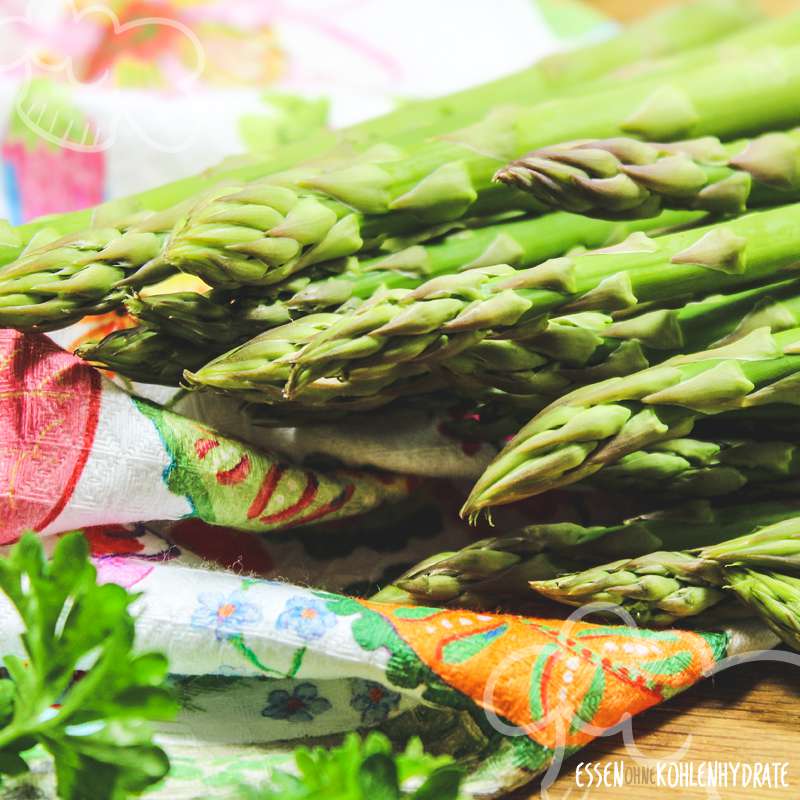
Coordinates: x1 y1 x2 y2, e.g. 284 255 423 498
0 325 780 797
0 507 776 798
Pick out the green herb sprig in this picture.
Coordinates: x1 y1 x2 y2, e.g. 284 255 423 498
0 532 176 799
254 731 465 800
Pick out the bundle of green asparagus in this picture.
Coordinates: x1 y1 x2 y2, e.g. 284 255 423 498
371 500 800 609
463 325 800 518
284 204 800 394
77 208 699 385
529 514 800 650
0 0 767 331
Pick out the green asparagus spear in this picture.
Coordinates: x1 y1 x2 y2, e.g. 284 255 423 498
701 523 800 647
588 438 800 498
532 551 726 626
495 128 800 218
286 211 677 311
80 318 449 423
288 203 800 394
125 290 287 346
190 311 454 413
76 326 208 385
532 513 800 633
160 44 800 290
724 569 800 650
371 547 579 608
0 201 201 331
462 325 800 519
371 500 800 608
698 516 800 571
180 312 361 390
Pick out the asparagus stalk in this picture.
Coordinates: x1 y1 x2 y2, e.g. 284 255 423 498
495 128 800 218
288 203 800 394
76 326 207 385
532 514 800 634
0 207 181 331
371 500 800 608
698 516 800 570
532 551 727 626
462 325 800 519
180 302 449 402
157 43 800 290
125 290 286 347
79 323 448 420
702 522 800 647
371 547 580 608
589 438 800 498
85 314 448 421
0 2 756 329
181 311 381 392
724 570 800 650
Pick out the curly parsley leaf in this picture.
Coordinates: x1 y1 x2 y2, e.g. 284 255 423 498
253 731 464 799
0 532 177 799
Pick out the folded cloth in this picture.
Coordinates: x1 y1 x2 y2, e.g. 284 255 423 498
0 329 413 540
0 530 776 798
173 388 499 480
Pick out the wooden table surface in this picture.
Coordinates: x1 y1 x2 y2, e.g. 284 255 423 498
519 658 800 798
516 2 800 797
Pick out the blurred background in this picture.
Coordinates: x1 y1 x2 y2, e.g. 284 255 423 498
592 0 792 18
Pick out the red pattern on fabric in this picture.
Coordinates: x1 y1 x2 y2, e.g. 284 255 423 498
246 463 285 518
281 483 355 529
259 472 319 524
0 331 102 540
83 525 145 556
215 454 251 485
194 438 219 460
169 519 275 574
